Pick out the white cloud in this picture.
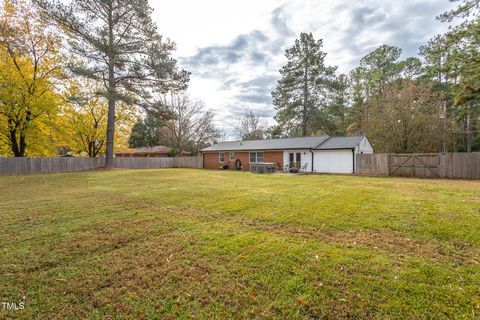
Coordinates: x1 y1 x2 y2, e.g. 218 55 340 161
151 0 283 56
151 0 457 138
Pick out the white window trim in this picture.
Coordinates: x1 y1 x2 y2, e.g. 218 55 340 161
229 152 235 161
257 152 264 163
219 152 225 163
249 152 255 164
249 151 264 164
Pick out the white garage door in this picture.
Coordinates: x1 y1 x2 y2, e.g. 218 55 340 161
313 150 354 173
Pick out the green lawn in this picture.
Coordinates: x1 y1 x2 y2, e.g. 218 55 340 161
0 169 479 319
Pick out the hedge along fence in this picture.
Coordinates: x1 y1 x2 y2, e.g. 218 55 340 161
356 153 480 180
0 156 203 175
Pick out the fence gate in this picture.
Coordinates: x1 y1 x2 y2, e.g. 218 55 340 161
388 154 440 178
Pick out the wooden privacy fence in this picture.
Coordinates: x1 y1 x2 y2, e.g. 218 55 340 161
356 153 480 179
0 156 203 175
113 156 203 170
0 157 104 175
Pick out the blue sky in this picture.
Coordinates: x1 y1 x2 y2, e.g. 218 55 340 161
151 0 456 137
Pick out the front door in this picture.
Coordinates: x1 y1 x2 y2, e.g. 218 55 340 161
289 152 301 168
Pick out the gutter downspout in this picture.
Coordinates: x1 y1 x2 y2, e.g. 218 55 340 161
352 148 355 173
310 149 314 172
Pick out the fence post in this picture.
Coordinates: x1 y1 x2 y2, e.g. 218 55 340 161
412 154 416 177
439 154 445 178
387 153 390 176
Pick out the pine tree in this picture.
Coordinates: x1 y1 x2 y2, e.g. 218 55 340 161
424 0 480 152
128 115 164 148
311 74 351 135
359 45 403 96
35 0 189 167
347 67 367 135
272 33 336 137
438 0 480 22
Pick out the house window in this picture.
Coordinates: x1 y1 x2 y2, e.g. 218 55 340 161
229 152 235 161
219 152 225 163
257 152 264 162
249 152 264 163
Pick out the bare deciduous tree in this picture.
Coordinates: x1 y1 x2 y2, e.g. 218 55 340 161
162 93 218 155
234 111 268 140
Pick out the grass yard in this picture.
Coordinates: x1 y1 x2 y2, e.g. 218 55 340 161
0 169 479 319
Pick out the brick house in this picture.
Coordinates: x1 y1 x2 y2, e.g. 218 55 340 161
201 135 374 173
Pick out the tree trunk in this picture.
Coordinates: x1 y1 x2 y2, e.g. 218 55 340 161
19 130 26 157
105 78 116 168
8 120 26 157
466 112 472 153
8 122 20 157
302 57 309 137
104 8 116 168
442 101 447 153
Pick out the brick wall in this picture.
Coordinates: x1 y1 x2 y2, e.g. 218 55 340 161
264 151 283 169
203 151 284 171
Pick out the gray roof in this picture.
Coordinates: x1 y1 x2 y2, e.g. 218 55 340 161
201 136 329 152
314 135 365 150
115 145 191 155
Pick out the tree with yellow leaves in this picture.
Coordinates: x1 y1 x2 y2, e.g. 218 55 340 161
0 0 64 157
63 80 137 157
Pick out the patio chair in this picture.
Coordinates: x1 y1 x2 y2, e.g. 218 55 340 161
299 163 308 172
282 164 290 173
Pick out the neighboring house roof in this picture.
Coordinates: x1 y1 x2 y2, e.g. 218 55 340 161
314 135 365 150
132 146 172 154
202 135 368 152
201 136 329 152
115 146 191 155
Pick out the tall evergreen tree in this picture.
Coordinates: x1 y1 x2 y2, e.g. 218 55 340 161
438 0 480 22
35 0 189 167
272 33 336 137
347 67 368 135
420 35 451 84
359 45 403 96
421 0 480 152
444 30 479 152
350 45 427 138
311 74 351 135
400 57 423 79
128 114 164 148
